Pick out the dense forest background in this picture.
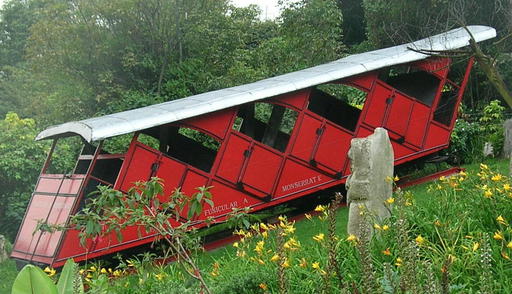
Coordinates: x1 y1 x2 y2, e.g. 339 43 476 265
0 0 511 241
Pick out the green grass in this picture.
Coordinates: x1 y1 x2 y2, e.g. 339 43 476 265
0 258 17 294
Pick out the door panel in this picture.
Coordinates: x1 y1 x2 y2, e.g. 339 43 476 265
314 122 352 174
365 82 391 128
119 144 159 192
406 102 430 147
291 114 323 162
242 145 282 196
216 134 251 184
385 92 413 137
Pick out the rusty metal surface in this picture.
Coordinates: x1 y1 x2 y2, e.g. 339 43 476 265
36 25 496 143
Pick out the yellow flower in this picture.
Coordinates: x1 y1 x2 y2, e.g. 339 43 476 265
502 251 511 260
86 273 93 279
260 223 269 231
100 268 107 274
374 224 382 230
284 224 296 234
270 254 280 262
259 283 268 290
394 175 400 182
439 176 446 181
154 273 165 280
90 266 97 272
281 258 290 268
492 174 504 182
385 197 395 204
313 233 325 242
256 258 265 265
299 258 307 268
480 163 489 170
254 240 265 254
484 190 493 198
459 170 467 177
314 205 326 212
44 267 56 277
236 249 246 257
278 216 286 222
395 257 402 267
415 235 426 245
507 242 512 249
233 242 239 248
305 213 312 220
312 262 320 269
261 231 268 239
385 176 393 183
494 231 504 241
113 270 122 277
382 248 391 256
497 215 507 225
346 234 357 242
473 242 480 252
382 225 390 231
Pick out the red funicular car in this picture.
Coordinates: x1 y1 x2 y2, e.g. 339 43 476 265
11 26 496 268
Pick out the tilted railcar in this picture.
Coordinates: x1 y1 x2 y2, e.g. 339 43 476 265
11 26 496 267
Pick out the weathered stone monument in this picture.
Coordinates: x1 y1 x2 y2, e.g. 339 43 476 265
503 118 512 157
0 235 8 262
503 119 512 175
346 127 394 238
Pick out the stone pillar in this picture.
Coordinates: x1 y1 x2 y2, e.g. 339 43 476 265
503 119 512 175
346 128 394 238
0 235 7 262
503 119 512 158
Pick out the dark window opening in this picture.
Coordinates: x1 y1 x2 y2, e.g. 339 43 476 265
145 126 219 173
433 84 458 126
308 84 365 132
381 66 440 106
74 138 126 185
76 178 102 212
234 102 298 152
91 158 123 184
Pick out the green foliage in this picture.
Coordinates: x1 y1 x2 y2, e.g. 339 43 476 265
12 264 57 294
57 259 84 294
447 100 506 163
479 99 505 154
0 113 46 240
0 112 76 240
447 118 483 164
71 178 214 293
11 259 83 294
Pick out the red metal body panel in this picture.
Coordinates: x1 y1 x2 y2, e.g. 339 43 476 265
12 57 476 267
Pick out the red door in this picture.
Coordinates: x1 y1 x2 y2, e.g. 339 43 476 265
291 113 351 177
385 92 414 139
217 132 282 199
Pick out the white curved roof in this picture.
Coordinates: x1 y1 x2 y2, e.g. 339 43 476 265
37 25 496 142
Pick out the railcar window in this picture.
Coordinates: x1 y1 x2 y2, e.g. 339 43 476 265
308 84 365 132
381 66 440 106
234 102 298 152
433 83 458 126
157 126 219 172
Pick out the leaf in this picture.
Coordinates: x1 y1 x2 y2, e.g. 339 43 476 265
57 259 77 294
11 264 58 294
204 198 214 208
